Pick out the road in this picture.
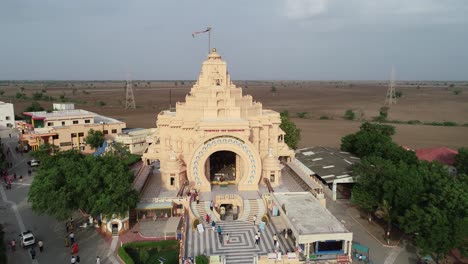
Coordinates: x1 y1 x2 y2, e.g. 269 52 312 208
325 195 419 264
0 128 116 264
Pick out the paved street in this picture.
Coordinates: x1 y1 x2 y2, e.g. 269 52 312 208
1 129 116 264
325 197 419 264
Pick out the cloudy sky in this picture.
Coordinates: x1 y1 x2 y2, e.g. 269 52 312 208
1 0 467 80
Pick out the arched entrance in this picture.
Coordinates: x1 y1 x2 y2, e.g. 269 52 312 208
206 150 239 184
188 136 262 191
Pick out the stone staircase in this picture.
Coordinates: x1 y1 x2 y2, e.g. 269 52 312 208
239 199 265 223
191 201 219 222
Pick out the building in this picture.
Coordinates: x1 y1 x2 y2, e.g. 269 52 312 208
268 192 353 261
18 103 126 153
294 147 358 200
143 48 295 192
115 128 156 154
0 101 15 129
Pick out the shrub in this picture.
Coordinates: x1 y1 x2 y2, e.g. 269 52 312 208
139 249 150 263
193 219 200 229
407 120 421 125
261 214 269 226
453 89 461 95
344 109 356 120
394 91 403 98
463 123 468 127
96 101 106 107
319 116 330 120
296 112 309 119
443 121 458 127
195 255 209 264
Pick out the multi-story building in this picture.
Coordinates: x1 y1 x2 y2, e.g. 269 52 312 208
18 103 125 153
0 101 15 129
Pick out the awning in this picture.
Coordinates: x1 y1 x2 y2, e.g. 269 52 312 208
136 202 173 210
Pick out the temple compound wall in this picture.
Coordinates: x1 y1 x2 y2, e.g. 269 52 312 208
143 48 294 192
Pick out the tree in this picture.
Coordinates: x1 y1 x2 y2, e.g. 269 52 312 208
271 86 277 95
85 129 104 149
280 111 301 150
24 102 44 112
344 109 356 120
0 90 4 96
28 150 139 220
455 148 468 175
394 91 403 98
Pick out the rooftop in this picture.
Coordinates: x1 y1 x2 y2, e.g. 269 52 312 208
272 192 350 235
295 146 358 184
24 109 96 119
415 147 458 166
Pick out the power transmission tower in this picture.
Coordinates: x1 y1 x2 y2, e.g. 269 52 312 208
384 66 396 106
125 79 136 109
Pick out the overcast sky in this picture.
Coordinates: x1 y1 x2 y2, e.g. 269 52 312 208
1 0 467 80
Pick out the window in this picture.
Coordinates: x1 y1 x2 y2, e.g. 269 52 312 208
103 130 108 135
85 119 90 124
111 129 117 134
5 116 10 120
270 173 275 183
78 132 84 137
170 177 175 186
62 121 65 126
71 133 77 138
48 122 54 126
80 146 85 151
52 135 59 140
73 120 78 124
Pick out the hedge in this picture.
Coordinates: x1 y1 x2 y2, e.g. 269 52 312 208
117 240 179 264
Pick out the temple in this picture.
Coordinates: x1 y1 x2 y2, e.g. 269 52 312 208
143 48 294 192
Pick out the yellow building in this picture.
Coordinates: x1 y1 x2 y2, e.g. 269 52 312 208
19 103 126 153
143 48 294 192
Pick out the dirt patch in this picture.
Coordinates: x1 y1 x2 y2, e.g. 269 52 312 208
2 81 467 149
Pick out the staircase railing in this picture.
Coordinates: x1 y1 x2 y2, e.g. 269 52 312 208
177 180 189 197
264 178 274 193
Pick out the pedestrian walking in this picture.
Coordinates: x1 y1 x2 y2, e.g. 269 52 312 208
96 256 101 264
273 233 277 245
255 234 259 245
210 201 214 211
65 235 70 247
9 133 11 138
196 195 200 204
69 232 75 244
71 255 77 264
38 240 44 252
76 255 81 263
19 175 23 182
275 240 280 249
66 222 70 233
30 248 36 259
284 231 288 240
211 220 216 231
217 225 222 237
257 230 261 243
253 215 257 225
205 214 210 224
226 233 229 245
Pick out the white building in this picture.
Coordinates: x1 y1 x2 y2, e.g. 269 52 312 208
115 128 156 155
0 101 15 128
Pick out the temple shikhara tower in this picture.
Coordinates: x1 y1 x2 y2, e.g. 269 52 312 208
143 48 294 192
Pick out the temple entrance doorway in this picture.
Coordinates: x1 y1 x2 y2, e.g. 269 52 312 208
206 151 240 185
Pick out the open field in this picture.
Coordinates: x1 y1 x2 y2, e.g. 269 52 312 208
1 80 467 149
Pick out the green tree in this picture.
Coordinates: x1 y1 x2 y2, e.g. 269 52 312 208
344 109 356 120
28 150 139 220
24 102 44 112
0 90 4 96
84 129 104 149
455 148 468 175
280 111 301 150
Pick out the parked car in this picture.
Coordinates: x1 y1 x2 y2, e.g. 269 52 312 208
19 230 35 247
27 160 40 167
